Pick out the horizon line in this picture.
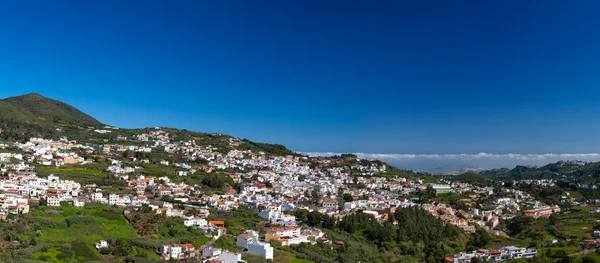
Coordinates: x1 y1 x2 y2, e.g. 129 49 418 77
299 152 600 162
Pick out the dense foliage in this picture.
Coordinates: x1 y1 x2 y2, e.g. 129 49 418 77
0 93 103 140
452 172 495 186
292 207 469 263
238 139 297 156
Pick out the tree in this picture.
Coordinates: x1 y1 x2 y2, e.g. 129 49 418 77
337 188 345 211
294 209 309 222
122 150 133 159
38 198 47 207
468 227 491 249
141 204 152 213
507 214 534 236
202 173 224 189
307 211 323 227
549 213 558 226
582 254 600 263
322 214 336 229
311 185 321 205
417 187 436 203
343 193 353 202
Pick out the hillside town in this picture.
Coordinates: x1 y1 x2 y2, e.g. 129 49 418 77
2 127 593 262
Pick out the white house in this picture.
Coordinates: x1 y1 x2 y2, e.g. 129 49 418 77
218 251 242 263
322 198 338 209
247 242 273 260
236 233 253 248
280 235 310 246
202 246 222 257
430 184 453 193
47 196 61 207
94 240 108 249
266 226 300 237
184 217 207 227
271 214 296 226
160 244 194 260
73 197 86 207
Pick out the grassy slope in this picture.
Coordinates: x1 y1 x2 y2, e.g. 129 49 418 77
3 93 102 127
0 100 41 123
26 203 137 262
453 171 495 185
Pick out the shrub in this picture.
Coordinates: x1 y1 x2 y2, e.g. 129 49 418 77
65 215 95 227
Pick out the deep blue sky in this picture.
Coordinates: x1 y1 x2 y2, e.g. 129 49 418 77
0 0 599 154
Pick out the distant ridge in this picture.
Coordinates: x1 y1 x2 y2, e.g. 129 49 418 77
480 160 597 181
0 93 102 139
3 93 101 126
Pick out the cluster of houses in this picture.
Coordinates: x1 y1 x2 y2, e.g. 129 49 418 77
0 162 83 218
445 246 538 262
13 138 94 166
0 130 575 262
159 243 196 260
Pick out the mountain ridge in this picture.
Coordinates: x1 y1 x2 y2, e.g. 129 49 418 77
0 93 103 139
3 93 102 126
479 160 600 182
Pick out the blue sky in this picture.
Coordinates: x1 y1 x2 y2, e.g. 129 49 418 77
1 1 600 156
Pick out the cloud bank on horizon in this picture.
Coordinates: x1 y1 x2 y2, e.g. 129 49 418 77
300 152 600 170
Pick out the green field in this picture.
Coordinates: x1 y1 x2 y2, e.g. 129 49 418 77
23 203 138 262
538 245 580 256
290 258 316 263
31 203 137 243
555 211 600 239
558 224 593 239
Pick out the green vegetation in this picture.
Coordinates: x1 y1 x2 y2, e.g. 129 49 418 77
0 202 218 262
290 207 470 263
3 93 102 127
35 164 126 189
208 207 266 236
453 171 496 186
479 160 600 201
72 241 103 262
30 203 137 244
213 236 240 251
0 203 137 262
0 93 103 140
238 139 297 156
482 161 600 185
505 208 600 254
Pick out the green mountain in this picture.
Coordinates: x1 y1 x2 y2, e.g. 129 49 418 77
0 93 102 139
480 160 600 183
3 93 102 126
452 171 495 186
